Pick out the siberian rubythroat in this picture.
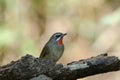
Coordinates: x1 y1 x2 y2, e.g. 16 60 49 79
39 32 67 62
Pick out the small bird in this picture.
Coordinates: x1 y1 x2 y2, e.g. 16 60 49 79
39 32 67 62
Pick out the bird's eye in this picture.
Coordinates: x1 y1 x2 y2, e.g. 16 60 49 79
55 34 61 38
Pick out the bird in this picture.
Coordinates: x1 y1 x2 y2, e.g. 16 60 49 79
39 32 67 62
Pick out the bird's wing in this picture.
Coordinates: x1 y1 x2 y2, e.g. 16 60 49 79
39 44 49 58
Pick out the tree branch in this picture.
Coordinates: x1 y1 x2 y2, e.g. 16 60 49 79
0 53 120 80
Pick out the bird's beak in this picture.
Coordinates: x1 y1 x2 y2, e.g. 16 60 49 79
56 33 67 41
62 33 67 37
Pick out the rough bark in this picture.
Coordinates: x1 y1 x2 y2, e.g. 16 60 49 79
0 53 120 80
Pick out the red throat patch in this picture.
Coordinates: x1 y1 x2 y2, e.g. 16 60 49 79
57 38 63 46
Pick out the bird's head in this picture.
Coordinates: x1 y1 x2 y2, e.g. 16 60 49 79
49 32 67 46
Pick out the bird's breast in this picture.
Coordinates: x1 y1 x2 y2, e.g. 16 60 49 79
49 44 64 61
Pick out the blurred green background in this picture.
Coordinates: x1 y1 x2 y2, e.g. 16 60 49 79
0 0 120 80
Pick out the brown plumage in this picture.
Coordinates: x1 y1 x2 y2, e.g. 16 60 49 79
39 32 67 62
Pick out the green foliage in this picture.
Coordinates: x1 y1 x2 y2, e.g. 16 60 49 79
20 39 39 56
0 28 15 46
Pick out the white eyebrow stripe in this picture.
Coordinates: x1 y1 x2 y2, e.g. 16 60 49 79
54 34 60 37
